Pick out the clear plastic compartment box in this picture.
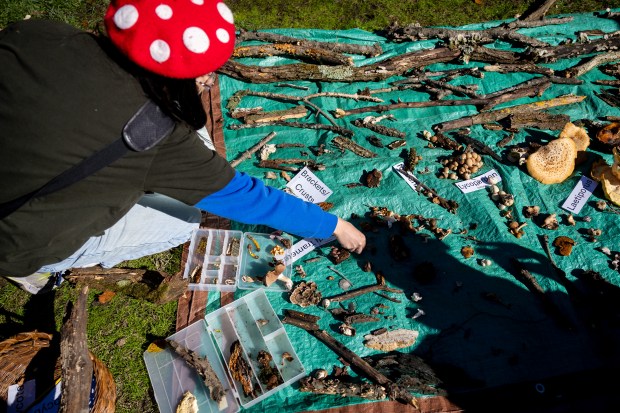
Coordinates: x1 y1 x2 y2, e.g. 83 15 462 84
144 289 305 412
183 229 293 292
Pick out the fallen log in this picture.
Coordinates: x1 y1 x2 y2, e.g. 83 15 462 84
63 266 188 304
60 285 92 413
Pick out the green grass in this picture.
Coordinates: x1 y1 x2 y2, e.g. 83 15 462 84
1 0 618 412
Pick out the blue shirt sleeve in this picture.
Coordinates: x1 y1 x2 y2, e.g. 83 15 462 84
195 171 338 239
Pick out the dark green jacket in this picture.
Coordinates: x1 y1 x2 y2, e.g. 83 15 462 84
0 19 234 276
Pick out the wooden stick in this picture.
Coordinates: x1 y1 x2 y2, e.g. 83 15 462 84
229 132 277 168
229 121 353 137
324 281 403 303
60 285 93 413
519 0 558 21
233 43 354 66
561 50 620 78
236 30 383 57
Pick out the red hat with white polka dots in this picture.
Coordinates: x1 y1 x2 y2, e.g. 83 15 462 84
104 0 236 79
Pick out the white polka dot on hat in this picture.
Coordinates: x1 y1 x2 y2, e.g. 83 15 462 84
105 0 236 79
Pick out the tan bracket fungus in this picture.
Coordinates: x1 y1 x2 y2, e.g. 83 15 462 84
526 137 577 184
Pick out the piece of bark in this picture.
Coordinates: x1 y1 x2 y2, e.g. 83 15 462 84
64 266 188 304
363 329 420 352
219 48 460 83
332 136 378 158
60 285 93 413
228 340 258 399
167 339 226 403
505 112 570 130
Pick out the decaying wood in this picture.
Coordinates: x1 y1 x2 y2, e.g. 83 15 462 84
167 339 226 403
229 340 258 399
242 105 308 124
233 43 354 66
299 376 388 400
60 285 93 413
559 50 620 79
352 118 406 138
593 80 620 87
364 351 444 395
509 258 575 330
335 76 550 118
476 77 551 111
433 94 586 131
230 120 353 137
483 63 554 76
595 90 620 108
332 136 378 158
323 272 403 303
519 0 558 21
505 112 570 130
282 311 418 407
344 313 381 324
219 48 460 83
383 15 571 48
230 132 277 167
236 30 383 57
363 329 419 351
524 34 620 63
63 266 187 304
258 158 325 172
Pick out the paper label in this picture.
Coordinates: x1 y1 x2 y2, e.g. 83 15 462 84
24 380 62 413
282 236 335 265
7 380 36 413
286 167 332 203
392 162 418 190
561 176 598 214
454 169 502 193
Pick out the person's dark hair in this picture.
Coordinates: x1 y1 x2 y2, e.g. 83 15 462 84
137 73 207 130
96 34 207 130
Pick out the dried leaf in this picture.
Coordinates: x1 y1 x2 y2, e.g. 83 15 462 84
96 290 116 304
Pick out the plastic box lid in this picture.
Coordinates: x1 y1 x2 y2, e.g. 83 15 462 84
183 229 293 292
144 289 305 412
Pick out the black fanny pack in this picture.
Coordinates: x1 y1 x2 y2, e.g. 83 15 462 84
0 100 175 220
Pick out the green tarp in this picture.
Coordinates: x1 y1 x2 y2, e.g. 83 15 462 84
208 9 620 412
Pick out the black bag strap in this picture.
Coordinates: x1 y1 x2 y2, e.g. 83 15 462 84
0 100 175 220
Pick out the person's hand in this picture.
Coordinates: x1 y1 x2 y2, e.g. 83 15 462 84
333 217 366 254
